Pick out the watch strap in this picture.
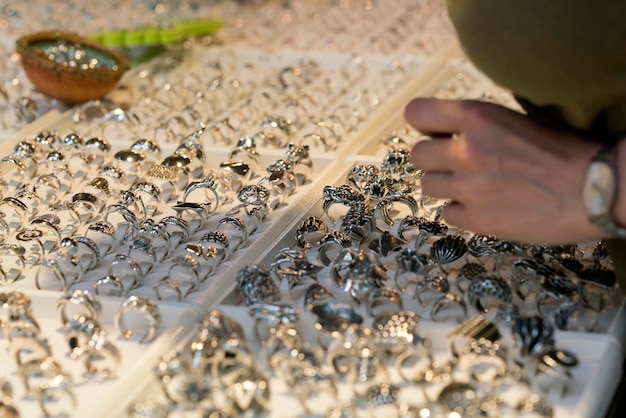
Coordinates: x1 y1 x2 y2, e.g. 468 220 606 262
587 141 626 238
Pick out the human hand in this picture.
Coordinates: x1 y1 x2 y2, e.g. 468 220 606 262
406 97 608 244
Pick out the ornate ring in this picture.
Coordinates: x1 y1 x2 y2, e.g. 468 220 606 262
74 236 102 271
103 203 139 243
375 192 418 226
393 248 433 292
146 164 187 203
467 275 513 314
200 230 230 260
315 230 352 267
371 310 424 355
136 220 171 262
322 184 364 224
330 248 387 303
130 181 162 218
236 264 281 307
248 302 299 344
284 142 313 185
216 216 248 252
295 216 328 251
512 315 555 358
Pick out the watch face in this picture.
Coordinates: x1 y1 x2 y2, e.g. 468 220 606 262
582 161 616 217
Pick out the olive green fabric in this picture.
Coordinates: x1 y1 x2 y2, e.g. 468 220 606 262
446 0 626 284
446 0 626 138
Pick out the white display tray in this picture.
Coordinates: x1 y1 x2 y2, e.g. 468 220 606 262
119 303 621 418
0 290 196 418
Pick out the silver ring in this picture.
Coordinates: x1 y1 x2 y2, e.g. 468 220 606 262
74 236 102 271
183 174 220 213
81 336 122 379
314 230 352 267
99 165 128 190
200 230 230 259
165 253 203 292
171 202 209 234
130 181 162 218
115 296 161 343
284 142 313 185
136 220 171 262
330 248 387 303
0 243 27 284
11 330 52 367
85 221 116 256
108 254 145 290
430 234 468 266
146 164 187 203
94 273 128 297
322 184 365 224
64 314 104 359
85 176 112 200
376 193 419 226
467 275 513 314
71 192 101 224
366 288 404 318
248 302 299 344
37 372 76 417
57 289 102 326
295 216 328 251
159 215 191 249
554 301 598 332
127 236 157 275
5 305 41 343
216 216 248 251
19 356 65 396
236 264 281 307
512 315 555 358
533 348 578 399
154 278 185 302
347 164 381 194
393 248 433 292
429 293 468 323
103 203 139 242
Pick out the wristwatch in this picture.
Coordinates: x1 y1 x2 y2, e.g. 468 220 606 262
581 141 626 238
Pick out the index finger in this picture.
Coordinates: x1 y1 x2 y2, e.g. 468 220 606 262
404 97 463 136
